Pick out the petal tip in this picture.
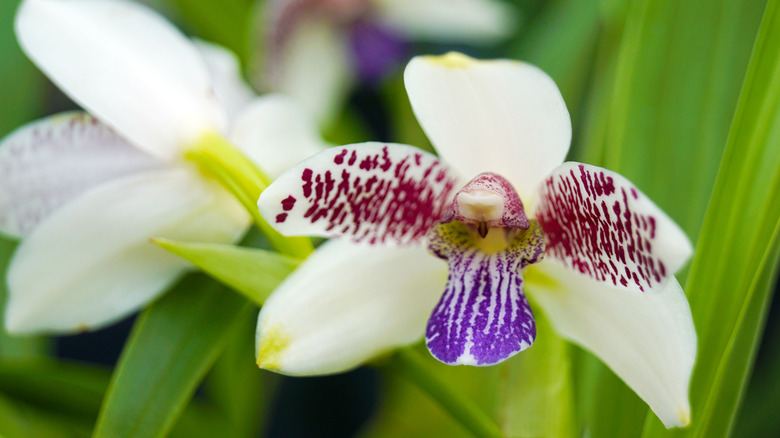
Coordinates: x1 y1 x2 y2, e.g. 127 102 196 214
420 51 475 69
677 409 691 428
256 322 290 371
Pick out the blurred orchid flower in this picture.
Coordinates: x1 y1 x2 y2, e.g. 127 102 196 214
257 53 697 428
255 0 517 125
0 0 325 333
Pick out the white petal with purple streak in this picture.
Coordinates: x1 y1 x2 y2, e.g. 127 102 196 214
0 112 161 237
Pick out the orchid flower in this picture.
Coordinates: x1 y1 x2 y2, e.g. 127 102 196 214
257 53 697 428
0 0 325 333
256 0 517 125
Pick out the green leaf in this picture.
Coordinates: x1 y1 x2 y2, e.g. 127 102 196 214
576 0 768 434
205 309 270 438
640 0 780 436
163 0 255 66
602 0 767 240
93 275 251 438
496 309 577 438
0 392 92 438
0 360 110 418
510 0 603 121
0 236 48 359
154 239 300 306
0 0 45 138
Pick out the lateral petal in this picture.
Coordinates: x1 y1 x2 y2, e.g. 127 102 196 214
404 52 571 203
525 259 696 428
228 94 329 179
255 240 447 375
258 143 461 244
535 162 693 293
15 0 225 159
4 168 247 333
0 112 161 237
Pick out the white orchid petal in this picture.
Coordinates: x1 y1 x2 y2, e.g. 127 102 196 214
15 0 225 159
4 168 248 334
269 17 352 126
257 142 461 244
526 259 696 428
536 162 693 293
375 0 517 44
229 95 329 179
194 40 256 120
404 53 571 203
0 112 162 237
255 240 447 375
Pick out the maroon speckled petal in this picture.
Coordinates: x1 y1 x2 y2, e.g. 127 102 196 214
535 162 693 292
258 142 461 244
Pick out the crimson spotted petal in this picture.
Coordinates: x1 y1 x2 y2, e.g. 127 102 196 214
535 162 693 292
258 143 461 245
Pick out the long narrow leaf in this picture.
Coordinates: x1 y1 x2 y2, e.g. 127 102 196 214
641 0 780 436
578 0 768 434
93 275 251 438
154 239 300 306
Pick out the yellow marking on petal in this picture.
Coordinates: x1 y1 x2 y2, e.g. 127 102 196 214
475 227 513 254
423 52 476 69
524 265 559 291
678 409 691 427
256 323 290 371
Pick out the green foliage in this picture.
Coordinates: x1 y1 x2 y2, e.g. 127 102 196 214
93 275 250 438
496 310 576 437
640 0 780 436
154 239 300 306
0 0 45 138
575 0 770 435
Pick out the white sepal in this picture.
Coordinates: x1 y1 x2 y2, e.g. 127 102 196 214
256 240 447 375
15 0 225 160
526 259 696 428
4 168 247 333
404 53 571 204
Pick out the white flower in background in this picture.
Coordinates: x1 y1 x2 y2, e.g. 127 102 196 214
0 0 325 333
255 0 517 125
256 53 697 428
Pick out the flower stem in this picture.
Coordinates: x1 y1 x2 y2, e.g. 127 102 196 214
378 348 505 438
186 132 313 259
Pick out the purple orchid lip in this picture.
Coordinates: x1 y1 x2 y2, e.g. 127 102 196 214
348 19 409 82
426 220 545 366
